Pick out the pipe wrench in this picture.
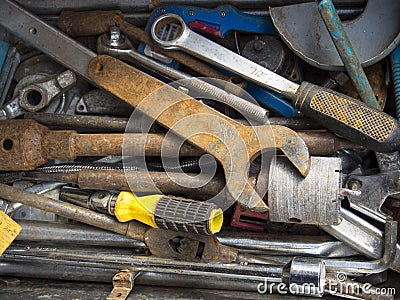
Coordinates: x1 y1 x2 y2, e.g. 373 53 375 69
0 0 310 211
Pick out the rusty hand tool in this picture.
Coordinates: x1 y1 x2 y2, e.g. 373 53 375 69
21 169 227 196
0 119 202 171
0 1 310 211
24 113 323 131
0 183 276 264
150 14 400 153
57 10 232 82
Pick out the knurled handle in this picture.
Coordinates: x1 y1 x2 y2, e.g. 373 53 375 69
154 197 221 235
294 82 400 153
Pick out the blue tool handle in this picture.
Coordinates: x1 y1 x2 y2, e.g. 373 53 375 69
246 83 299 118
391 45 400 121
147 5 276 38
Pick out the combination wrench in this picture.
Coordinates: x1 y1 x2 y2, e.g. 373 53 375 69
150 14 400 153
0 0 310 211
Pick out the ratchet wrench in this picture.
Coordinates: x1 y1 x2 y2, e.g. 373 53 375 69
0 0 310 211
150 14 400 153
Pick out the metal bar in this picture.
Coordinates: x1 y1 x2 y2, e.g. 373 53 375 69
22 170 226 196
0 1 96 79
321 208 383 259
15 220 360 258
13 0 366 15
0 183 148 241
25 113 322 131
317 0 379 109
38 8 364 27
16 220 147 249
24 112 129 132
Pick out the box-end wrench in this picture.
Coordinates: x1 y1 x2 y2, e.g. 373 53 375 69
0 0 310 211
150 14 400 153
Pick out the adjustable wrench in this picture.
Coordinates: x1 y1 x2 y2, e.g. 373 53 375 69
150 14 400 153
0 0 309 211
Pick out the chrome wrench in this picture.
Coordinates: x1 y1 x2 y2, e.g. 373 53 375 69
150 14 400 153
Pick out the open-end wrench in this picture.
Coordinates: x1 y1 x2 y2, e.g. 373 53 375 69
150 14 400 153
0 0 309 211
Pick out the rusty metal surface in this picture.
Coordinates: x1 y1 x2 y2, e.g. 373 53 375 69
22 169 226 196
0 119 347 178
58 10 123 37
78 170 225 195
0 120 206 170
0 119 49 170
88 55 310 211
144 228 238 262
297 131 362 156
26 113 322 132
340 64 387 110
0 183 143 238
25 112 129 132
55 9 233 81
317 0 380 109
107 270 136 300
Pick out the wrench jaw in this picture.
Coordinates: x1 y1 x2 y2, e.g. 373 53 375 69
268 125 311 177
222 157 268 212
88 55 309 213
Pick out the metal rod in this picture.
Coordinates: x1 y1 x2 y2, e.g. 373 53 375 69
0 183 148 241
38 7 364 27
317 0 379 109
15 220 360 258
25 113 322 131
22 170 226 196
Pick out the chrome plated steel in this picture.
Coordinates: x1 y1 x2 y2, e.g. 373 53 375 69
0 70 76 119
151 14 299 99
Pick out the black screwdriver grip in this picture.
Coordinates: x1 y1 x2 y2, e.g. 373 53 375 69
293 82 400 153
154 197 219 235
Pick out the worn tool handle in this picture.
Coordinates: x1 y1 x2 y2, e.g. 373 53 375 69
294 82 400 153
58 10 123 37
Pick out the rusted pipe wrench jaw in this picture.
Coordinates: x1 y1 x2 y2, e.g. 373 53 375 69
151 14 400 153
88 55 310 212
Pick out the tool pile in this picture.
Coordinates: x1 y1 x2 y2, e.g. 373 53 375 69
0 0 399 298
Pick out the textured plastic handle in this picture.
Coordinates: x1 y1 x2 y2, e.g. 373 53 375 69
154 197 222 235
294 82 400 153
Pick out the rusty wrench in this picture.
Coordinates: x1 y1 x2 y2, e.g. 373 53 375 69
150 14 400 153
0 0 309 211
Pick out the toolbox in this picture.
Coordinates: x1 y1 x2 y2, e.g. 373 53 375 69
0 0 399 299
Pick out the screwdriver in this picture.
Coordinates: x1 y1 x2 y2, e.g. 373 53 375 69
151 14 400 153
60 187 223 235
